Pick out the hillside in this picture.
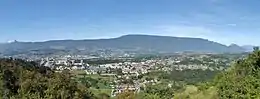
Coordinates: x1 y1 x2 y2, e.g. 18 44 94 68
174 48 260 99
0 58 94 99
0 35 245 56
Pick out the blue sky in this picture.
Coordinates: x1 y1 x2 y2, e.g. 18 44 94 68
0 0 259 45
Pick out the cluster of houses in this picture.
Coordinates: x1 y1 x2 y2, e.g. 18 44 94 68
40 57 88 70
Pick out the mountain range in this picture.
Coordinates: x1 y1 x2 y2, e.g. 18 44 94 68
0 35 247 56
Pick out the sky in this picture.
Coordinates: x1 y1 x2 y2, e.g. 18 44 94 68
0 0 260 45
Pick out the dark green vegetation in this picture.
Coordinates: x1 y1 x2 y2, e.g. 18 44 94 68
0 35 246 57
175 49 260 99
168 69 219 84
0 58 94 99
214 49 260 98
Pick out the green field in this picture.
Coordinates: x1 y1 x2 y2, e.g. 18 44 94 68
72 70 114 97
90 88 112 96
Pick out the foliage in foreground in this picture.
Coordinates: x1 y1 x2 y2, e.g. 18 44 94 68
175 49 260 99
214 49 260 98
0 58 94 99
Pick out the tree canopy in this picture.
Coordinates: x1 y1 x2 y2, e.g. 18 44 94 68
0 58 94 99
174 50 260 99
214 50 260 98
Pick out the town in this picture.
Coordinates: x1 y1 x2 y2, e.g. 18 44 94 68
37 53 245 97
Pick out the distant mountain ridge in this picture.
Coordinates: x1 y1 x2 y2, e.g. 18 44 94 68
0 35 246 56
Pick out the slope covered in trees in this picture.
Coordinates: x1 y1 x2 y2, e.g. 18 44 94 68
175 49 260 99
0 58 94 99
214 49 260 98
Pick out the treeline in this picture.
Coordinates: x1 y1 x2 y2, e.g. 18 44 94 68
168 69 219 84
0 58 94 99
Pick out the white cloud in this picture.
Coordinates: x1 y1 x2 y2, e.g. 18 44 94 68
226 24 237 26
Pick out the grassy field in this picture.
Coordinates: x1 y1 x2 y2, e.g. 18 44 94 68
174 85 218 99
72 70 114 95
90 88 112 96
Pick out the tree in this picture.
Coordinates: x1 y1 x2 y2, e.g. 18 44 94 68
0 59 94 99
253 46 259 51
214 50 260 98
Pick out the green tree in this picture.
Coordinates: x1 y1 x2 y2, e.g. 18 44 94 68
0 59 95 99
214 50 260 98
